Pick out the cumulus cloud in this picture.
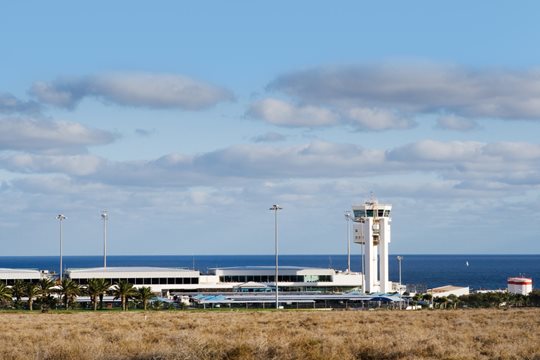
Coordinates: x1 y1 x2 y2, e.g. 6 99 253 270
193 141 386 178
0 154 105 176
30 72 235 110
386 140 540 186
269 63 540 120
248 98 338 127
482 142 540 160
436 115 478 131
0 117 117 152
346 107 415 131
389 140 540 163
387 140 484 162
248 98 414 131
251 132 287 143
0 92 41 114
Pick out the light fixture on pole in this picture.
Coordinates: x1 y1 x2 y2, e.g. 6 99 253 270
101 210 108 269
344 211 352 273
269 204 282 310
56 214 66 280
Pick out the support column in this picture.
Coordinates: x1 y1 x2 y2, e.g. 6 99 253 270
379 218 390 293
364 218 378 293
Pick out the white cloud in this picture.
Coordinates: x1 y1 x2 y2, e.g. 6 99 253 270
482 142 540 160
0 92 41 114
30 72 235 110
251 132 287 143
248 98 338 127
194 141 385 178
248 98 414 131
436 115 478 131
0 154 105 176
269 63 540 120
3 139 540 193
30 81 81 108
387 140 483 162
0 117 116 152
346 107 415 131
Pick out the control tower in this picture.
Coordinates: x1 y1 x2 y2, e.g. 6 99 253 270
352 198 392 293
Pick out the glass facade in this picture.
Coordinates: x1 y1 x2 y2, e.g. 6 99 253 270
1 278 40 285
72 277 199 285
219 275 331 283
353 209 390 218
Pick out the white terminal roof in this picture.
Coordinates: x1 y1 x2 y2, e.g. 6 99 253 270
0 268 44 279
66 266 199 278
210 266 334 276
429 285 467 293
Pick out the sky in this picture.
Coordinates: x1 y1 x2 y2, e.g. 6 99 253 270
1 1 540 256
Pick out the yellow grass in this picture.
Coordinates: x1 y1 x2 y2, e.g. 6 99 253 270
1 309 539 360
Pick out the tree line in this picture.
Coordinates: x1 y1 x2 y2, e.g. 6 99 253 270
406 290 540 309
0 278 156 311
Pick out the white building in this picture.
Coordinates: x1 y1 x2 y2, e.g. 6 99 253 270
210 266 362 292
507 277 533 295
0 268 49 285
64 266 363 295
428 285 470 298
65 267 200 294
352 199 393 293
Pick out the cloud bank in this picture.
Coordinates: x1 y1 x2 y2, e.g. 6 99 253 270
270 64 540 119
249 63 540 130
2 140 540 191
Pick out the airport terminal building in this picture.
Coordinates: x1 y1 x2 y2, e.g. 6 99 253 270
63 266 364 295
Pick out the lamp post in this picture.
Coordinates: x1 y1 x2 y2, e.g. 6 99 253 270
101 210 108 269
344 211 352 273
269 204 282 310
56 214 66 280
397 255 403 291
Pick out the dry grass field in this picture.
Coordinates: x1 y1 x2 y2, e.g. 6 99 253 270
1 309 539 360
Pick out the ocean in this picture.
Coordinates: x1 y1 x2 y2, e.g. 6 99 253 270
0 254 538 290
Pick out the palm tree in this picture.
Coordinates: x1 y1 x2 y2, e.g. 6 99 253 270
0 282 12 308
422 293 433 308
26 283 40 311
112 280 138 311
86 278 110 311
11 279 26 304
447 294 458 309
137 286 155 311
58 278 81 310
37 278 56 309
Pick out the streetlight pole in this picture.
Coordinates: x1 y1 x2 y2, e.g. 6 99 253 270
360 219 365 293
397 256 403 291
269 204 282 310
344 211 352 273
397 255 404 309
101 210 108 269
56 214 66 280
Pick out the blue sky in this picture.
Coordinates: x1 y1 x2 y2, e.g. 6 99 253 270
1 1 540 256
